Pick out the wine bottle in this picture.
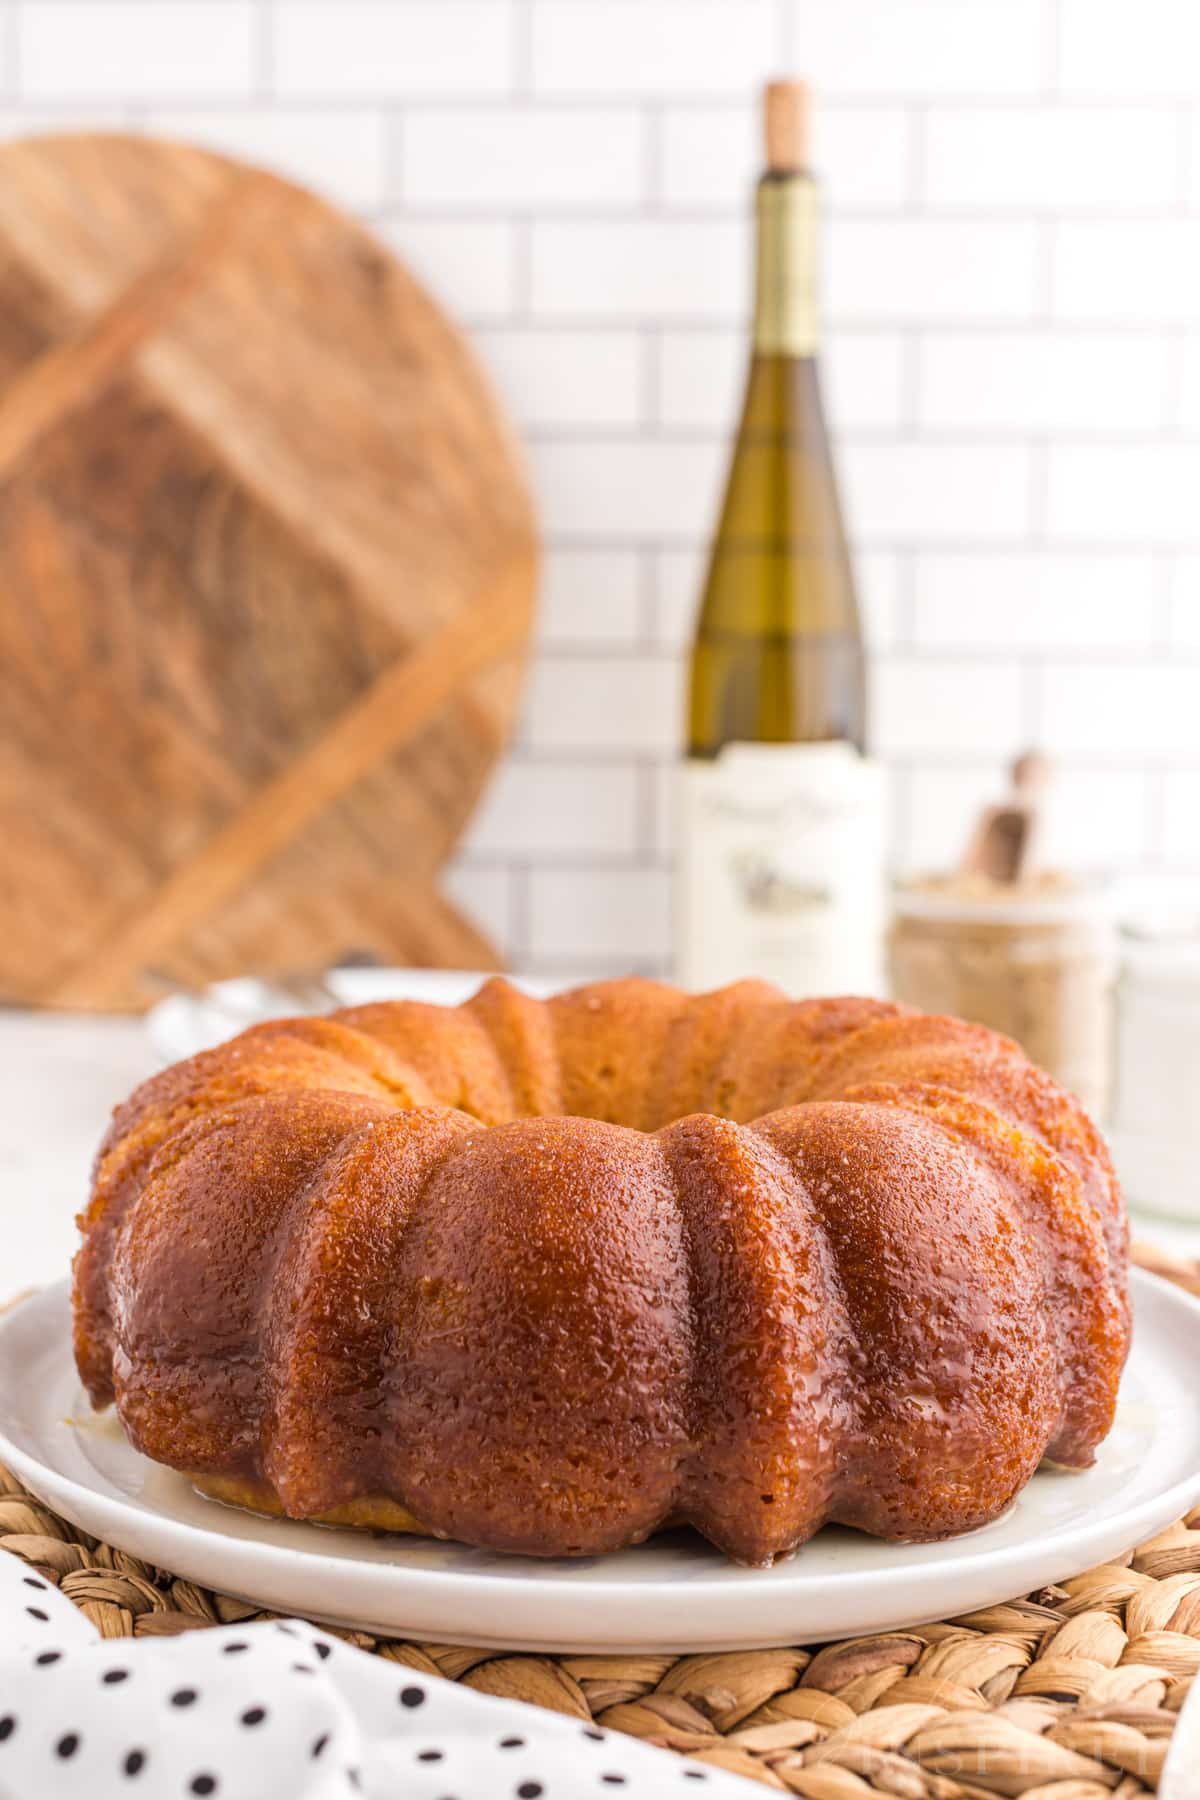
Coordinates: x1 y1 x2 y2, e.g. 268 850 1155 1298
677 79 885 998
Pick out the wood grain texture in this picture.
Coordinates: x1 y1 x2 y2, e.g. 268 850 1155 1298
0 134 538 1009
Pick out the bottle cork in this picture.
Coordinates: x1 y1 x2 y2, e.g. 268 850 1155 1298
764 79 809 174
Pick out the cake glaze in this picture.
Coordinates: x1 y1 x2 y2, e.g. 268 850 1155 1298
73 978 1129 1564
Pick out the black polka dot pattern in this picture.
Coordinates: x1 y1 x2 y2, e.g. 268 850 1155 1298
0 1555 752 1799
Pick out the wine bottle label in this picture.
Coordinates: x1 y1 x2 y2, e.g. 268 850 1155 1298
677 741 886 997
754 176 818 358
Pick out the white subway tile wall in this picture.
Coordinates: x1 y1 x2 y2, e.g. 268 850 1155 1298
8 0 1198 974
274 3 516 98
916 332 1170 433
21 5 258 100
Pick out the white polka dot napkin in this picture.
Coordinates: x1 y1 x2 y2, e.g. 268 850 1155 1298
0 1547 754 1799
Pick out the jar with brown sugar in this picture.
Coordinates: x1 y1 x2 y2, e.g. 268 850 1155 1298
888 873 1117 1121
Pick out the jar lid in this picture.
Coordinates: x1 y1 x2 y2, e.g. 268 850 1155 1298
892 871 1113 927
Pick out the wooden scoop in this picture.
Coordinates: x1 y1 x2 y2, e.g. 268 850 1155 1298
959 752 1053 885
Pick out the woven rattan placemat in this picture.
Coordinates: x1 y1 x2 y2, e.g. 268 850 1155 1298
3 1244 1199 1796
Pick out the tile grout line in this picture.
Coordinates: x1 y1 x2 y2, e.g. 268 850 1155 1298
512 0 533 98
512 218 533 322
636 541 659 648
1022 656 1044 750
642 99 662 212
1153 552 1177 651
510 864 532 965
894 550 918 652
1027 439 1050 545
774 0 794 69
907 101 927 210
252 0 274 102
1042 0 1063 99
6 0 20 101
384 103 404 207
636 759 660 860
1144 768 1168 866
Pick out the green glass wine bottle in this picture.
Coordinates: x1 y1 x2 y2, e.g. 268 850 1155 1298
678 79 885 997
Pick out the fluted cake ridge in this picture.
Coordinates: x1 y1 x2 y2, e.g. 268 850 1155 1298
73 977 1129 1564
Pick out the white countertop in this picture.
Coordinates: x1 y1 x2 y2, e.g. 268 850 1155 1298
2 1011 1198 1299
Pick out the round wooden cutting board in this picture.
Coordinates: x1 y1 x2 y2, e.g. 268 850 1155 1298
0 133 538 1010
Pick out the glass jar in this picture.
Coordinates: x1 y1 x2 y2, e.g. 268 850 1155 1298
888 874 1116 1121
1109 919 1200 1222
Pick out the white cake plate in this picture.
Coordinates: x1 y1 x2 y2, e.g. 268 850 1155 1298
2 1273 1199 1653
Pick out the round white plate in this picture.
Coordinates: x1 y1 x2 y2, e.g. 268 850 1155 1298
2 1273 1199 1654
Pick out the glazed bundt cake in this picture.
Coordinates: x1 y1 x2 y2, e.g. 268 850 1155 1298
73 978 1129 1566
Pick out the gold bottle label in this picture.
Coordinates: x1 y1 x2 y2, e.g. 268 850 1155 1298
753 176 818 358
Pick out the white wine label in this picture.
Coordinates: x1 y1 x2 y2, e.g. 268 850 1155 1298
677 742 886 997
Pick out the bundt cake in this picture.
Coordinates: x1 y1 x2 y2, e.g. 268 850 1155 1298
72 978 1129 1566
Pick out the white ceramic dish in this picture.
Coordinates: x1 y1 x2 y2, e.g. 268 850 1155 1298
2 1274 1199 1653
